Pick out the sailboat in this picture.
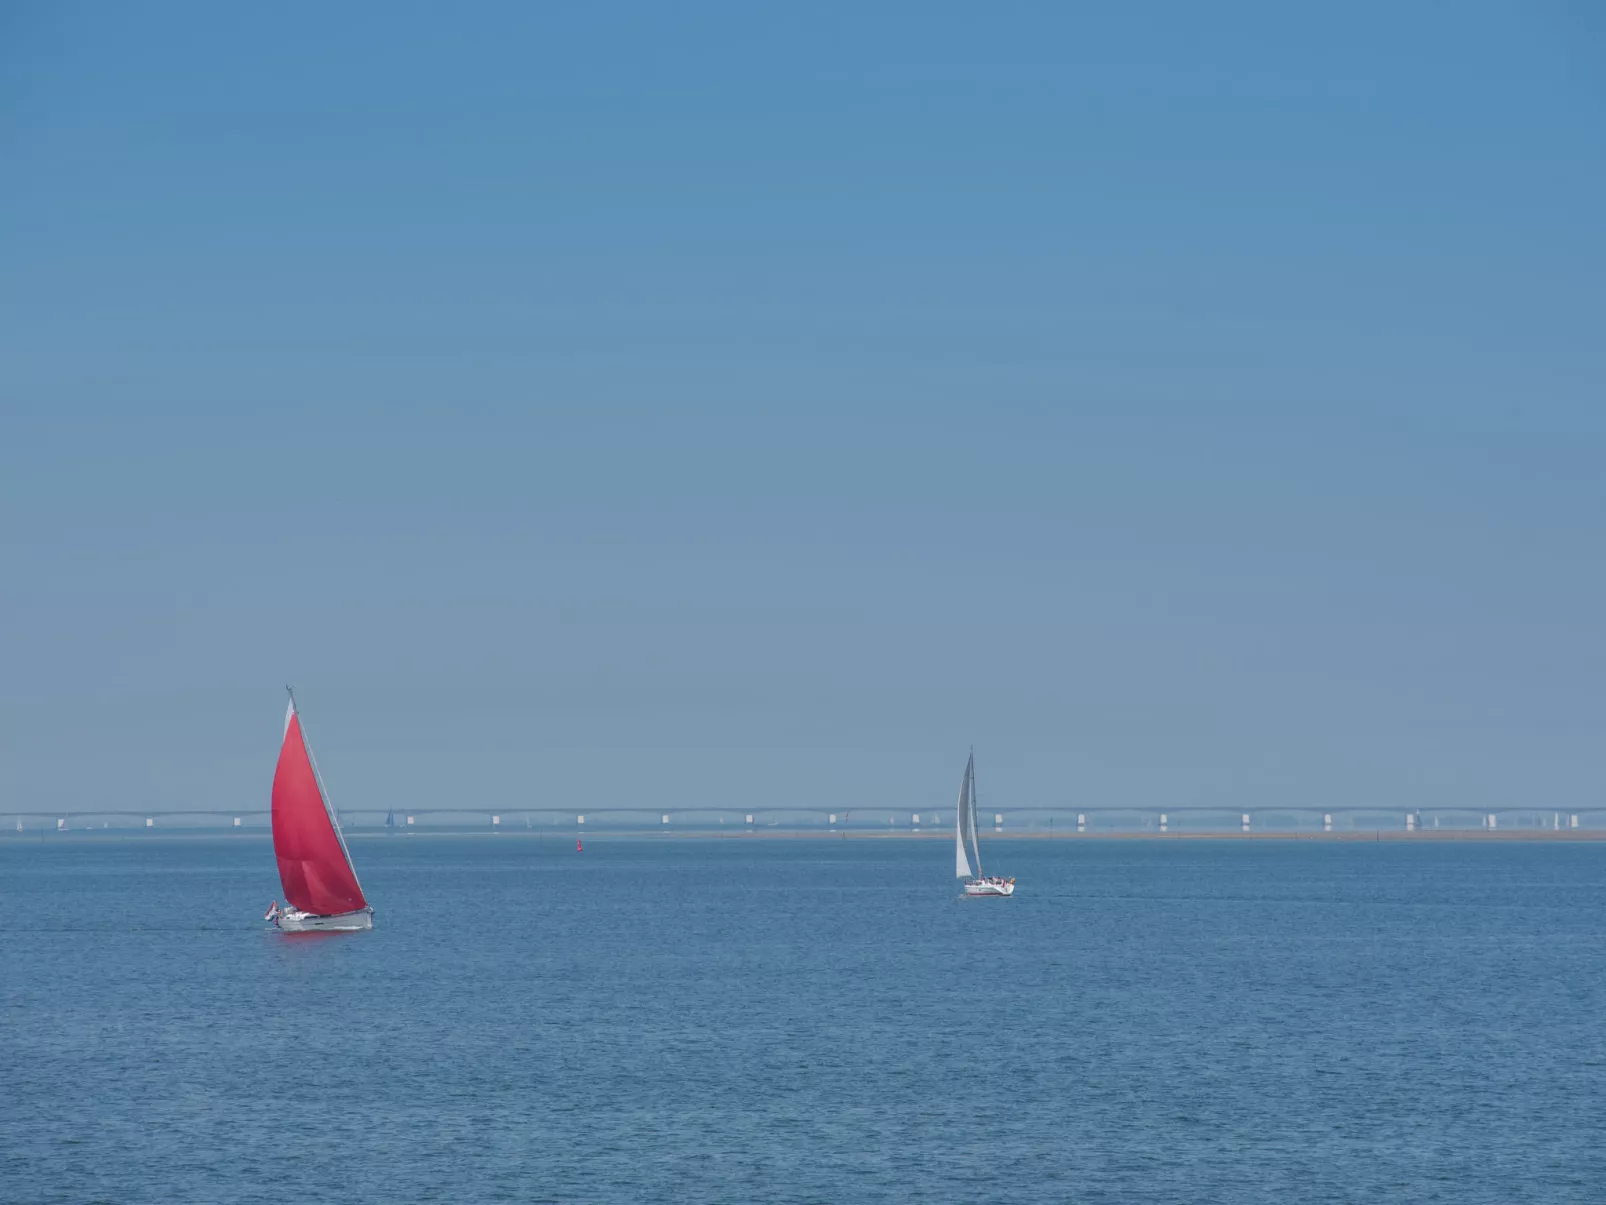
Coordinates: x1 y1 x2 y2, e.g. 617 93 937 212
265 688 373 931
956 751 1014 897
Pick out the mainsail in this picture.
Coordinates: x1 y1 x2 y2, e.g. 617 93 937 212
271 694 367 915
955 752 982 879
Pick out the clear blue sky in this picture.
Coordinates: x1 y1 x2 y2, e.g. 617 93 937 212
3 2 1603 819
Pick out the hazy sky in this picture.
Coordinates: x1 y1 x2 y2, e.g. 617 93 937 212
3 2 1603 820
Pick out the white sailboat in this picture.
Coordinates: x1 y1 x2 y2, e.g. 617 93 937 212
956 751 1014 897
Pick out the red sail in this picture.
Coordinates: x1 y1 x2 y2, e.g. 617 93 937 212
271 710 366 915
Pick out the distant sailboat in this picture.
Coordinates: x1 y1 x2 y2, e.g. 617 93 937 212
385 808 395 831
956 751 1014 897
265 689 373 931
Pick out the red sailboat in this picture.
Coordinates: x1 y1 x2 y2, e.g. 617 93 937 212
265 688 373 931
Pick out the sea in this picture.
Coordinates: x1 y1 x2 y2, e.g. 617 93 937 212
3 835 1603 1204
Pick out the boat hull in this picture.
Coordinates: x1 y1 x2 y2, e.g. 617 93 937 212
275 906 373 932
962 881 1015 897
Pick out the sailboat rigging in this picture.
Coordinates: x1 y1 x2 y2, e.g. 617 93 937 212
956 751 1014 897
265 688 374 931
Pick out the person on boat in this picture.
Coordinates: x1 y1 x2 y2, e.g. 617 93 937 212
264 900 280 924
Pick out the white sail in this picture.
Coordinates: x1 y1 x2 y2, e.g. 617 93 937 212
955 752 984 879
966 757 983 875
955 757 973 879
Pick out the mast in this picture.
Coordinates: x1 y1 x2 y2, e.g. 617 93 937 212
286 686 367 903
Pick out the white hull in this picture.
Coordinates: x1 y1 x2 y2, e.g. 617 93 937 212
962 880 1015 897
274 906 373 932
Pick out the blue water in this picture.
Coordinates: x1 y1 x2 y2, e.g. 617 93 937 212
3 836 1603 1204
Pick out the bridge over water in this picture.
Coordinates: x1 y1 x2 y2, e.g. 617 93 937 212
5 804 1603 833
